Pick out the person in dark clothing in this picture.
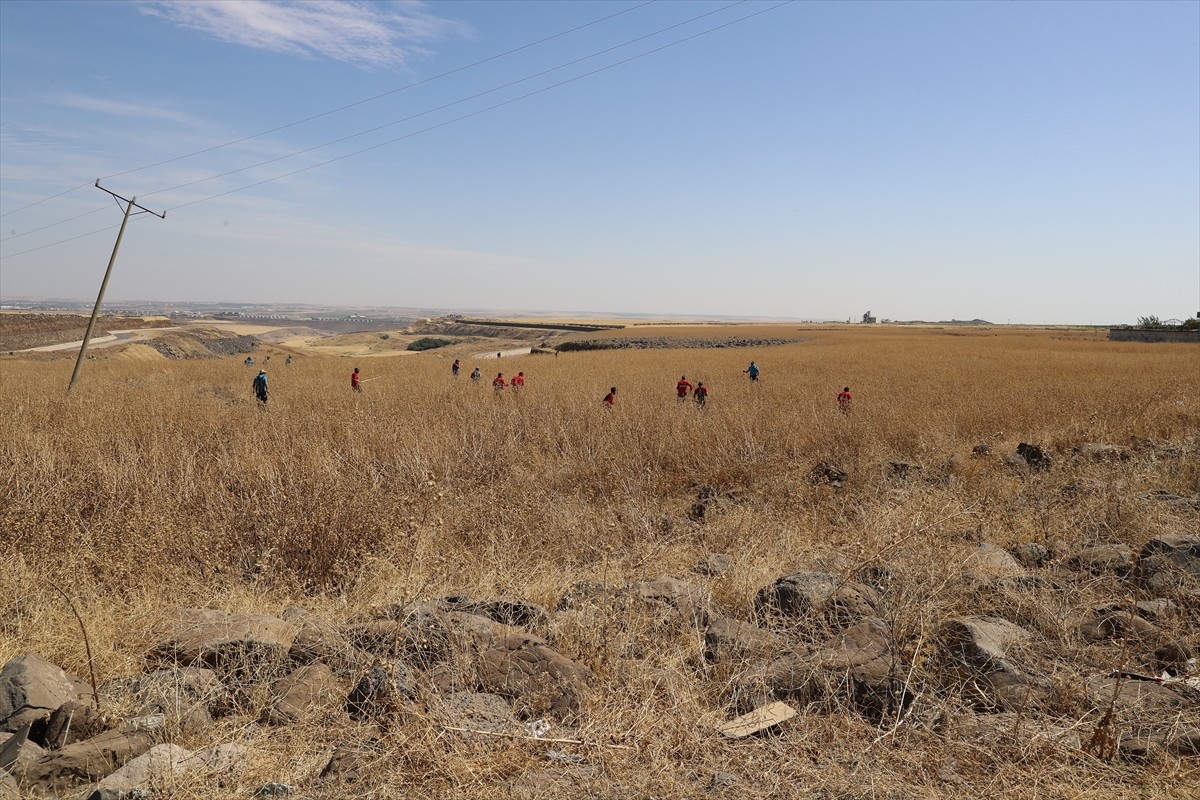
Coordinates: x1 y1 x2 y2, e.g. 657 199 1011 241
252 370 268 405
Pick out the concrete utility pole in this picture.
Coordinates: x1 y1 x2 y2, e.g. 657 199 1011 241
67 181 165 394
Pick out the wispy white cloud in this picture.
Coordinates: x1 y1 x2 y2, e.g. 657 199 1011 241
51 94 204 126
140 0 464 69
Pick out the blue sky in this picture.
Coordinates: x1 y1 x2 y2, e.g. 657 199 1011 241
1 0 1197 324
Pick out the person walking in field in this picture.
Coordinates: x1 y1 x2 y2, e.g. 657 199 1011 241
744 361 760 382
676 375 693 401
694 381 709 408
285 355 292 366
244 356 254 367
452 359 461 377
603 387 617 408
511 371 525 389
837 387 852 414
471 366 481 382
351 367 362 392
252 370 268 405
493 372 507 391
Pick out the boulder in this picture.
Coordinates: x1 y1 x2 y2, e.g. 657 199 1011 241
1167 729 1200 757
810 461 847 486
41 700 106 749
704 616 785 665
90 743 188 794
1073 442 1129 461
962 543 1025 579
262 662 343 726
476 635 594 722
19 728 154 792
438 597 550 636
937 616 1041 711
434 691 520 735
746 618 900 719
0 726 44 775
0 655 88 737
346 604 452 668
102 667 226 733
1078 605 1162 645
694 553 732 577
755 572 882 631
283 608 373 679
147 612 296 680
1132 535 1200 595
1068 544 1133 577
1011 542 1052 568
345 662 416 720
620 576 711 628
1015 443 1052 470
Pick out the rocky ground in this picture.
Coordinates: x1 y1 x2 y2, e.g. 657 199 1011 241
556 337 804 351
3 443 1198 798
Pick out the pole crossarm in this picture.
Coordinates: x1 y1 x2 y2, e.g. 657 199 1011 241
94 179 166 219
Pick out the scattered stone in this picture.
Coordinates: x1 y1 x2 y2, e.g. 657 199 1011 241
545 750 583 764
694 553 732 577
937 616 1041 711
1137 490 1200 512
284 608 373 679
1079 605 1161 645
346 603 453 667
476 635 594 722
102 667 226 733
436 691 520 735
1167 729 1200 757
0 725 43 774
971 443 992 457
90 743 188 794
1068 543 1133 577
0 654 89 738
320 743 375 783
20 728 154 792
1015 443 1052 470
41 700 105 749
888 461 923 478
1011 542 1052 568
1073 442 1130 461
1152 641 1194 675
810 461 847 487
621 576 711 627
345 662 416 720
718 701 796 738
963 543 1026 578
956 712 1082 750
261 662 342 726
148 612 297 680
704 615 786 665
254 783 295 796
438 598 550 636
755 572 882 631
1132 535 1200 596
711 772 739 789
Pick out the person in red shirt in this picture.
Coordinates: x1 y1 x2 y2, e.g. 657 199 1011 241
493 372 507 391
694 381 709 407
511 371 525 389
603 387 617 408
675 375 692 401
837 387 852 413
351 367 362 392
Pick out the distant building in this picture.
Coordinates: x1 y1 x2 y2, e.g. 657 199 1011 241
861 311 877 324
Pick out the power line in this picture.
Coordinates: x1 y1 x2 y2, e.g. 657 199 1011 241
2 0 734 238
0 206 108 243
137 1 747 203
0 1 657 220
163 0 792 212
1 1 795 259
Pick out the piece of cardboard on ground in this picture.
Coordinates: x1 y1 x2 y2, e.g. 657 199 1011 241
718 701 797 739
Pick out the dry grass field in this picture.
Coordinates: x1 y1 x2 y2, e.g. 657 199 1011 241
1 325 1198 798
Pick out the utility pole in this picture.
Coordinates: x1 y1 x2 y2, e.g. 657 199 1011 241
67 181 165 394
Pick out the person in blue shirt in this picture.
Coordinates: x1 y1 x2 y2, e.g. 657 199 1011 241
252 370 268 405
745 361 760 382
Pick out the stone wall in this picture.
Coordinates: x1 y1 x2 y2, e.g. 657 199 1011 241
1108 328 1200 343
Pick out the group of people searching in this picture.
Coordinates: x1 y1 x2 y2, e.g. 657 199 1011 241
252 355 852 413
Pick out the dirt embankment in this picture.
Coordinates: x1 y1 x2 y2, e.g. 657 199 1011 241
407 321 561 342
143 329 259 359
0 313 172 351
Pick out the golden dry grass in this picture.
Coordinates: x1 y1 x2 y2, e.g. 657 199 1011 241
1 326 1198 798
